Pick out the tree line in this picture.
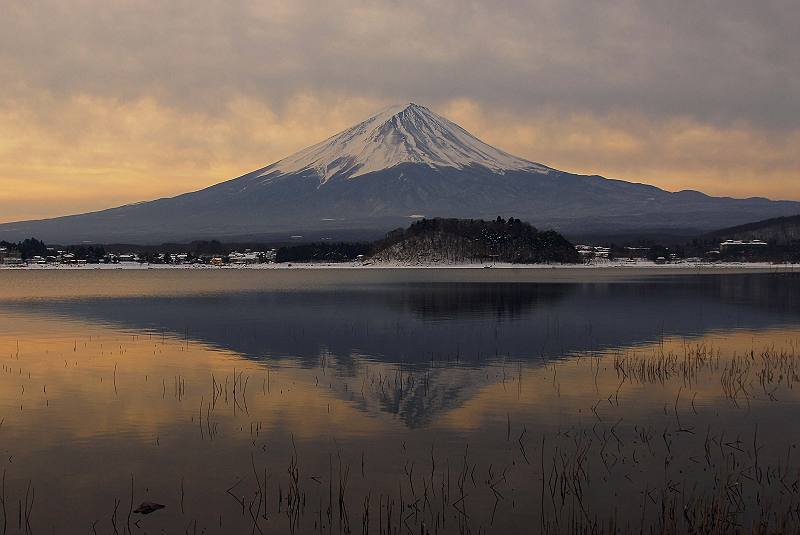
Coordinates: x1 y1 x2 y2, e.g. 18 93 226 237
1 217 582 264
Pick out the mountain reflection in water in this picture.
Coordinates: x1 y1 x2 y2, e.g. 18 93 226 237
5 274 800 366
2 271 800 532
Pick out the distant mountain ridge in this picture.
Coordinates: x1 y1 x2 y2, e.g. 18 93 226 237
0 103 798 244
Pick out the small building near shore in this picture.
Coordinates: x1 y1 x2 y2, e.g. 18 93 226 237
719 240 770 261
623 246 650 260
229 251 261 265
720 240 768 251
0 248 24 265
575 245 611 260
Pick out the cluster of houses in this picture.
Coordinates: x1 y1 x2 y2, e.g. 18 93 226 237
575 240 772 264
718 239 768 251
2 247 103 265
575 244 611 260
576 244 675 263
2 249 100 266
0 246 23 265
0 247 277 267
704 240 769 261
110 249 277 266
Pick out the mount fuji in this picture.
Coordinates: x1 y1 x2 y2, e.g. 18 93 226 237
1 103 798 244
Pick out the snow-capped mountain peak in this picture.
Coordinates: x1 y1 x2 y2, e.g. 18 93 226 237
259 103 550 182
3 103 799 244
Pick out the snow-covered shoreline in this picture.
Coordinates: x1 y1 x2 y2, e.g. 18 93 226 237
2 260 799 272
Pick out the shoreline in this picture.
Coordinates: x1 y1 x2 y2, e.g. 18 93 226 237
1 260 799 276
2 260 799 269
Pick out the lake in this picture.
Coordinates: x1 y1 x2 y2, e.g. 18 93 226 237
1 269 800 533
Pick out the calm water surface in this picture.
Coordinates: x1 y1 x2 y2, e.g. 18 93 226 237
1 270 800 533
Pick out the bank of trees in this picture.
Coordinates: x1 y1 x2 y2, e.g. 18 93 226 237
373 217 580 264
275 242 372 263
0 238 48 260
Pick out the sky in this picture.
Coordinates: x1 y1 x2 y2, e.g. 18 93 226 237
1 0 798 223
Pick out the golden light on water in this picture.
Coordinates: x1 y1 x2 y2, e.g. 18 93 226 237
2 270 800 532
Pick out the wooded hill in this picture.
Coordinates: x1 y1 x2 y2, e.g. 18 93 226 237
704 214 800 245
371 217 580 264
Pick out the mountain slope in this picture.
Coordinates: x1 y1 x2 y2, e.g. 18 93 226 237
705 215 800 245
0 103 798 244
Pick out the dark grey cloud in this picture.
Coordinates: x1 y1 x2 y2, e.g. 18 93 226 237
2 0 798 127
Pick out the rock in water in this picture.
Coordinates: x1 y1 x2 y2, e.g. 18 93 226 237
133 502 165 515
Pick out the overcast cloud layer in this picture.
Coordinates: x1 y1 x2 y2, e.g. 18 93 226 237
1 0 798 222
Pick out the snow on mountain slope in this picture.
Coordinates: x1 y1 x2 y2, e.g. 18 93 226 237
1 102 799 244
257 103 550 182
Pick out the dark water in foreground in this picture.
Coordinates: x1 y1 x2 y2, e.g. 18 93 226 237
1 270 800 533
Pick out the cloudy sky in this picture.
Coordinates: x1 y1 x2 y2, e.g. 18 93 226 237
1 0 798 222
